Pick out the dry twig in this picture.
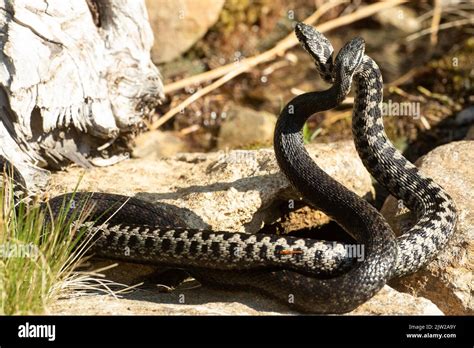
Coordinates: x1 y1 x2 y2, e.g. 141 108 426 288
151 0 407 130
430 0 442 45
407 17 474 42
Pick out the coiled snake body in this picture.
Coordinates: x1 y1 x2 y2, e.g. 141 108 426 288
285 23 457 279
0 23 456 313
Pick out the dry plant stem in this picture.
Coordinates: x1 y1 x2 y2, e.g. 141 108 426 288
162 0 346 94
150 69 242 130
417 3 474 22
151 0 407 130
430 0 442 45
389 86 427 103
149 0 342 130
406 17 474 41
163 0 408 94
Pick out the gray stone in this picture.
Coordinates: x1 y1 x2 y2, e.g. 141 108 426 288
456 106 474 125
458 106 474 140
466 126 474 140
382 141 474 315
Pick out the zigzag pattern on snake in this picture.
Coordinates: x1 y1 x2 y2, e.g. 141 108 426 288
289 23 457 278
0 23 457 313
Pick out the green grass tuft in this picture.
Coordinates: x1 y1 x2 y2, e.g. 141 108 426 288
0 176 96 314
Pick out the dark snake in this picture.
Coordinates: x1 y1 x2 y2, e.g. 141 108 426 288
0 23 457 313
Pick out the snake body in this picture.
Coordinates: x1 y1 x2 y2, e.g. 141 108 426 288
0 23 457 313
350 57 457 277
47 192 356 274
283 23 457 279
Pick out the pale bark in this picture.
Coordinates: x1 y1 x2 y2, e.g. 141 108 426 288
0 0 164 190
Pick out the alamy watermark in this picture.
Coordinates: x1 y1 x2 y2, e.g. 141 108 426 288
280 242 365 262
382 100 421 119
18 322 55 341
0 242 40 260
331 241 365 262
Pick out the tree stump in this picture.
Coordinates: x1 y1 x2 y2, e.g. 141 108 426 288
0 0 164 191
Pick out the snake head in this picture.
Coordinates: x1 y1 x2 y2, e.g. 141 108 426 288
334 37 366 79
294 22 335 83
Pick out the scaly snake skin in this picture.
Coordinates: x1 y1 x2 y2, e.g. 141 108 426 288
293 23 456 277
0 23 456 313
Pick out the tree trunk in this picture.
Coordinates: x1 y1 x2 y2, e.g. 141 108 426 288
0 0 164 191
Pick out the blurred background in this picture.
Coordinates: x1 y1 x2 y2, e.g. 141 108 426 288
141 0 473 163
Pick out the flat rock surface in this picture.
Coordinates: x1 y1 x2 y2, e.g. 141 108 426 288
49 282 442 315
50 141 374 233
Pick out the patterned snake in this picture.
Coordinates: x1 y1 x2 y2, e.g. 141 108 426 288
0 23 456 313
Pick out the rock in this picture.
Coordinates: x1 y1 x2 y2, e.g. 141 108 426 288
350 286 443 315
374 6 421 33
278 206 331 233
132 130 188 159
46 142 450 315
49 141 374 233
48 283 442 315
47 141 380 315
217 105 277 150
146 0 225 63
381 141 474 315
466 126 474 140
48 288 288 315
47 141 377 314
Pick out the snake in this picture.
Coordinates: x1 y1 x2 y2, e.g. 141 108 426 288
290 23 457 277
186 24 457 312
0 22 457 314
